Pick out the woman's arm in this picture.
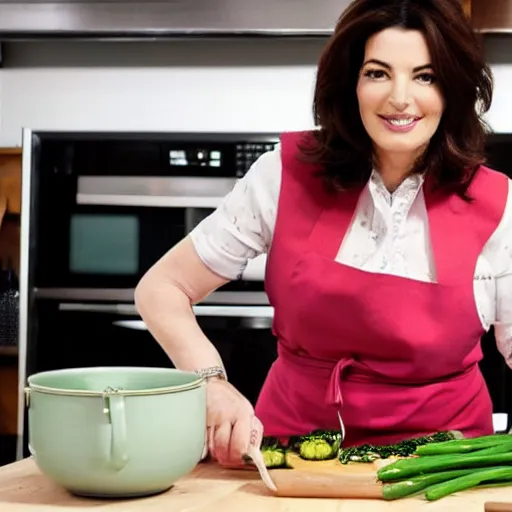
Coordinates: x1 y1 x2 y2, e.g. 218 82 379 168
134 236 261 467
134 146 282 372
135 236 231 371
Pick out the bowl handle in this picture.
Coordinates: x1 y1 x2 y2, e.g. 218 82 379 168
102 389 129 471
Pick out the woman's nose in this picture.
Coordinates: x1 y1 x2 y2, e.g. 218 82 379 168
389 98 409 111
389 80 411 111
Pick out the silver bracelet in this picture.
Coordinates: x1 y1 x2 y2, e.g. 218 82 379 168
195 366 227 382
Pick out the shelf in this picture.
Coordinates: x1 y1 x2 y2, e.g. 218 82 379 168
0 347 18 357
0 148 21 156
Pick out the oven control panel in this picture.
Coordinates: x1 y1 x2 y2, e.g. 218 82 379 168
235 142 278 177
37 132 281 179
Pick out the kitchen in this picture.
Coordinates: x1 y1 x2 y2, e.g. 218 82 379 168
3 0 512 509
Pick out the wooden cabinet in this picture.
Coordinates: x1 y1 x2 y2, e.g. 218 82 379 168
0 147 21 460
0 148 21 215
468 0 512 32
0 148 21 276
463 0 471 17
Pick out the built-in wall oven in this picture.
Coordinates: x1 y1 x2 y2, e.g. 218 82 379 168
17 130 512 460
17 130 280 459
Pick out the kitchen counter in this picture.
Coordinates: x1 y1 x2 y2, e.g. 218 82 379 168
1 458 512 511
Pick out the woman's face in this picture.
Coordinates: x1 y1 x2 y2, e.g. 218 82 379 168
356 27 444 160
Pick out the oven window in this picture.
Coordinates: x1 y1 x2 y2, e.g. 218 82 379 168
69 214 139 275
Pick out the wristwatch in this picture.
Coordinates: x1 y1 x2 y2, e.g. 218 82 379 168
195 366 227 382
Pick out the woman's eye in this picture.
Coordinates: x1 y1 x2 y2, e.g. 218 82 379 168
416 73 436 85
363 69 387 80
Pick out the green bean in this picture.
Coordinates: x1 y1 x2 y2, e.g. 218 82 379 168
478 481 512 490
472 440 512 456
377 452 512 481
415 435 512 456
382 469 474 500
424 466 512 501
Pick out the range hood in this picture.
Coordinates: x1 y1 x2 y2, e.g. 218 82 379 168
0 0 349 40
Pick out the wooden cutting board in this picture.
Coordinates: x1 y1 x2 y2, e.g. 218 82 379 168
268 454 386 499
268 455 512 502
485 504 512 512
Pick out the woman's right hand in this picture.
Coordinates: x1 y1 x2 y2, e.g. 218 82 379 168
206 378 264 467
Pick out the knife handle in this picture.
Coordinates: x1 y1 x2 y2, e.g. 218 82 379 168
485 502 512 512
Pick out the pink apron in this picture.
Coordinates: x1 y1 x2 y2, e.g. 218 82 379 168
255 131 509 446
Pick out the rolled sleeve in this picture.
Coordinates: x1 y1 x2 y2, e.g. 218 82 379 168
189 145 281 280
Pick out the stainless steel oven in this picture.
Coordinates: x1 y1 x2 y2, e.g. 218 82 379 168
17 129 280 459
30 131 277 291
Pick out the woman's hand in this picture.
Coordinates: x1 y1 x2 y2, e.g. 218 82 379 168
206 378 264 467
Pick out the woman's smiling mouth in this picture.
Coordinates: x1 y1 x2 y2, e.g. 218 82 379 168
378 114 422 132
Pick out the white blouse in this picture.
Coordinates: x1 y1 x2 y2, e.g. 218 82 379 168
190 144 512 367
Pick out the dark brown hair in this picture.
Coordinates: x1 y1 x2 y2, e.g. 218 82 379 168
300 0 493 199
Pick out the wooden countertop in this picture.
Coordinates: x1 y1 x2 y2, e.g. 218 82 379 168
1 457 512 511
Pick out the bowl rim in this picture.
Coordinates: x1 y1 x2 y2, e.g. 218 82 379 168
26 366 205 397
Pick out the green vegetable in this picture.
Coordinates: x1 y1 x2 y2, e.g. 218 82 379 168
261 446 291 468
415 434 512 456
339 431 461 464
377 435 512 501
289 430 342 461
259 430 344 466
471 440 512 456
377 451 512 482
477 481 512 490
260 437 293 468
424 466 512 501
382 469 474 500
299 439 335 460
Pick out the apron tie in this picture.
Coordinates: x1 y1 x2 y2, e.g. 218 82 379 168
327 357 354 407
277 344 356 408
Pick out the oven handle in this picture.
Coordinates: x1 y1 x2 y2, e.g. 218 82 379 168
197 305 274 318
113 320 148 331
58 303 274 319
76 193 223 209
113 305 274 330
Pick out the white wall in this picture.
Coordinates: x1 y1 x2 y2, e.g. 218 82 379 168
0 35 512 147
0 39 323 147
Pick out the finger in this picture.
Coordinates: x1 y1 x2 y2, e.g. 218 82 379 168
207 426 216 460
229 417 251 464
249 416 264 448
229 415 263 463
213 422 233 464
201 428 209 460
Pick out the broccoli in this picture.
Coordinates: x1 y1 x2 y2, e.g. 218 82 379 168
289 429 343 461
260 436 293 468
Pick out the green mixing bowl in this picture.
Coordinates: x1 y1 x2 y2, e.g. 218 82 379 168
25 366 206 498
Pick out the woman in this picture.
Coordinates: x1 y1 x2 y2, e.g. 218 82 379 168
135 0 512 467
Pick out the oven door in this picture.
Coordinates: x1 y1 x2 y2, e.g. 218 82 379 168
34 174 265 290
31 134 276 292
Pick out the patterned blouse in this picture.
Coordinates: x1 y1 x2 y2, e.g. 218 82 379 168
190 144 512 367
